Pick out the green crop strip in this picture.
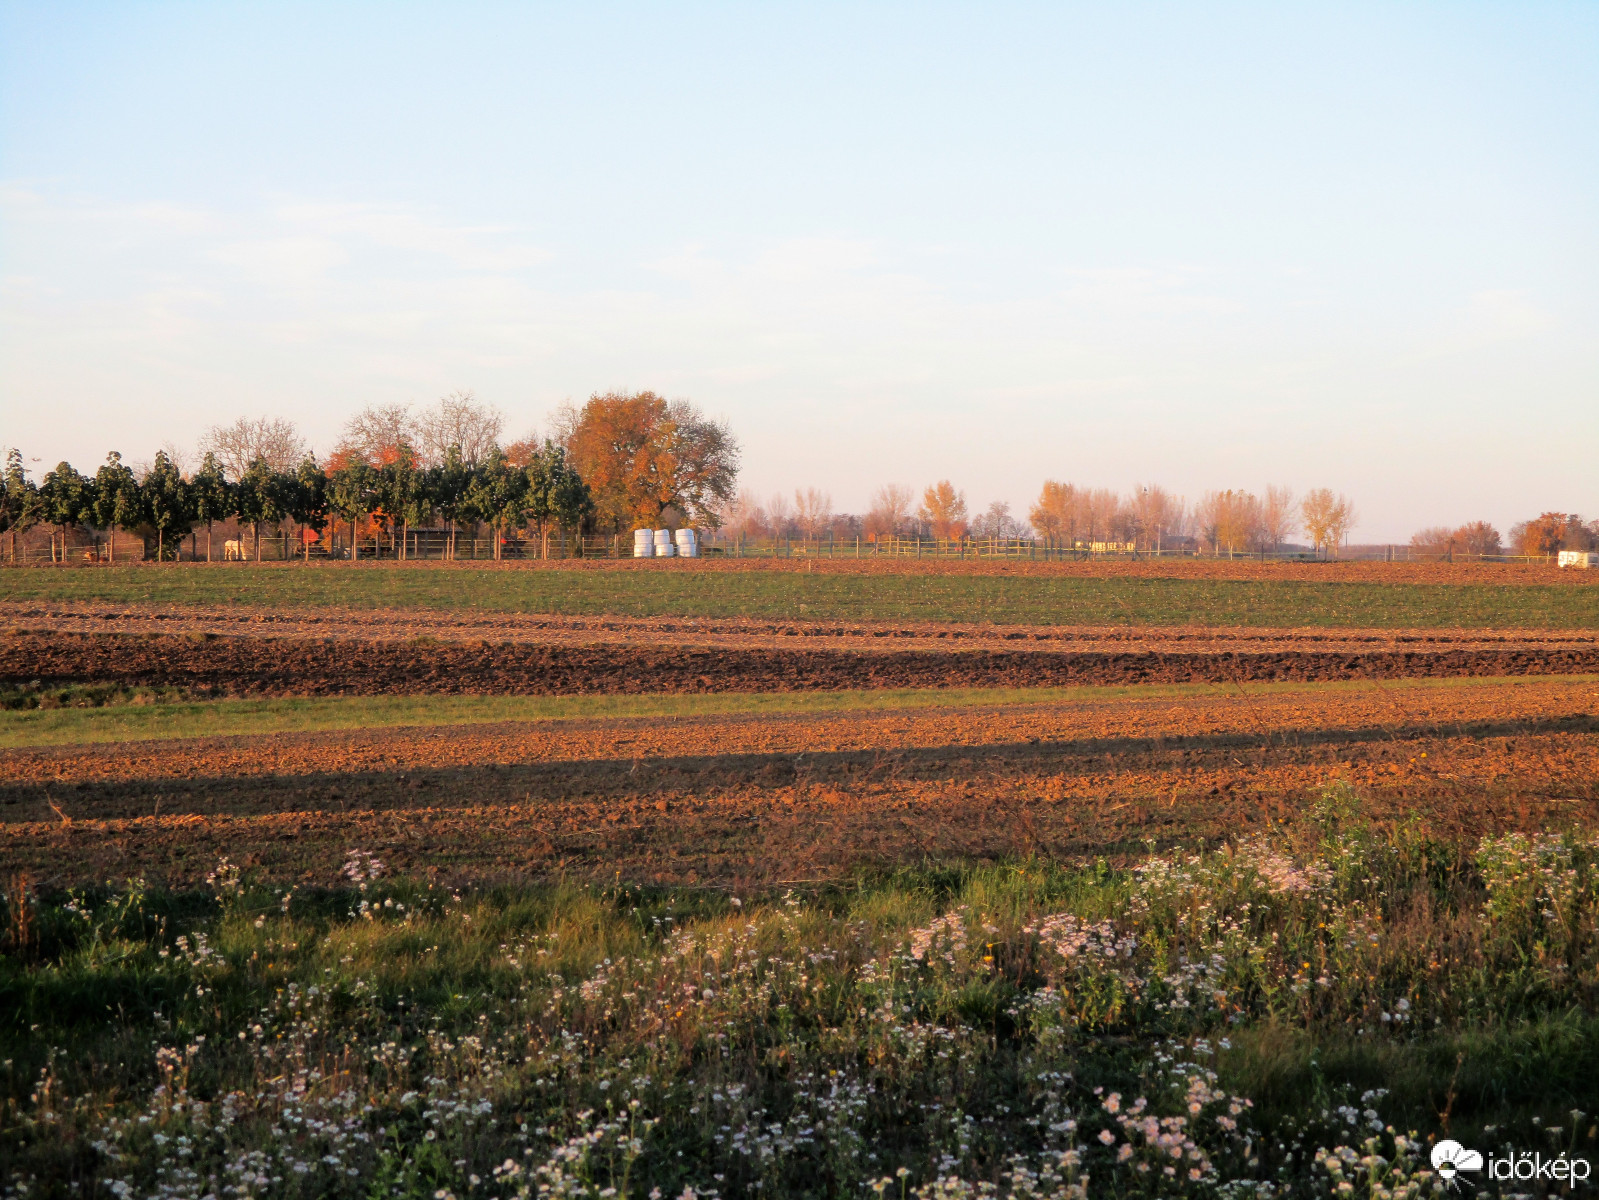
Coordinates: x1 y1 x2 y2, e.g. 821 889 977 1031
5 563 1599 627
2 674 1590 747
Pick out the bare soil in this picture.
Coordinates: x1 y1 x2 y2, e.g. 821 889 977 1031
5 677 1596 887
6 601 1599 652
4 625 1599 697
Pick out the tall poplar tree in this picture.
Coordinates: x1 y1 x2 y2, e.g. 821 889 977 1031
1 449 42 564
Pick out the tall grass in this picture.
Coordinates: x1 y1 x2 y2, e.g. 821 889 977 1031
3 789 1598 1198
6 564 1599 627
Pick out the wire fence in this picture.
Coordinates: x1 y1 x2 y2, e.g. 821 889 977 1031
1 528 1576 566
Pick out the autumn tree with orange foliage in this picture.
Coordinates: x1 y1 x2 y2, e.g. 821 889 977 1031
341 404 415 467
919 480 968 539
1196 489 1263 555
1029 481 1077 545
1301 488 1356 557
554 391 738 531
1509 512 1595 556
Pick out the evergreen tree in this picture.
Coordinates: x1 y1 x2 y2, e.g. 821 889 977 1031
93 451 143 564
235 457 290 561
374 445 421 560
291 454 330 560
327 457 374 561
0 449 42 564
142 450 191 562
424 444 473 560
526 441 593 557
464 447 527 561
39 462 94 564
547 443 594 550
190 452 233 562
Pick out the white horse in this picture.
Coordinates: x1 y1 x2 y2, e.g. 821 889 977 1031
223 539 245 561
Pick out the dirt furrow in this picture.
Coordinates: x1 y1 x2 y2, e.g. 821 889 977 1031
4 730 1593 888
6 601 1598 652
3 675 1597 885
8 631 1599 697
4 676 1596 787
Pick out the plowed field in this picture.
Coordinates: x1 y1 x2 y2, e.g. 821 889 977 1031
5 577 1598 891
8 600 1599 650
5 676 1596 887
7 627 1599 697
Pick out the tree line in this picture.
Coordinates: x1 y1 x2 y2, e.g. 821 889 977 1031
717 480 1362 555
719 481 1589 560
0 391 740 562
6 383 1584 561
1410 514 1599 559
0 440 593 563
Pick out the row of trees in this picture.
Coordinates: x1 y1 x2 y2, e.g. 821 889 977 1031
1408 522 1504 558
1029 482 1356 554
0 440 593 563
724 482 1588 559
718 481 994 542
1510 513 1599 555
1408 514 1599 558
317 390 737 534
2 390 743 562
719 481 1359 554
195 393 508 478
1 448 217 562
19 383 1583 563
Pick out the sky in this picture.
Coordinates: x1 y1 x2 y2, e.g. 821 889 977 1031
1 2 1595 541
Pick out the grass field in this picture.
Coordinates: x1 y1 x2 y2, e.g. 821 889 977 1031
5 798 1598 1198
7 561 1599 627
2 674 1593 747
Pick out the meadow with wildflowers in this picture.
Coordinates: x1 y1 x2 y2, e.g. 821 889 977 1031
3 786 1598 1199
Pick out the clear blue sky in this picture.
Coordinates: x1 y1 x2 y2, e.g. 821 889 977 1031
2 2 1595 540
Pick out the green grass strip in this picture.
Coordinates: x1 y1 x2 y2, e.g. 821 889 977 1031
3 674 1591 748
4 563 1599 627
